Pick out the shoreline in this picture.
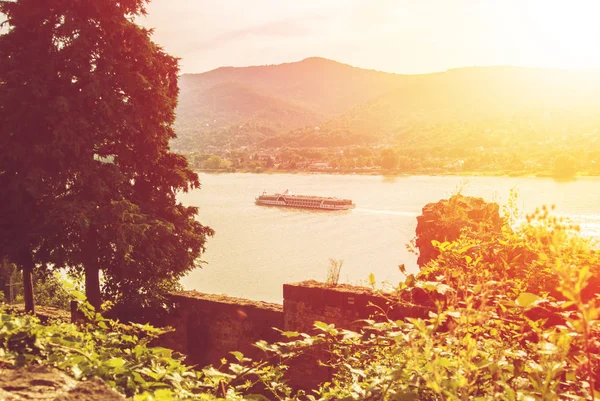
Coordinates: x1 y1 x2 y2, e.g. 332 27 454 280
193 168 599 180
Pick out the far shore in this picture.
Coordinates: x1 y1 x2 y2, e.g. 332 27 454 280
193 168 599 180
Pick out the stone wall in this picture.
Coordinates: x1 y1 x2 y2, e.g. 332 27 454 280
283 280 427 333
157 291 283 367
154 281 430 390
282 281 430 390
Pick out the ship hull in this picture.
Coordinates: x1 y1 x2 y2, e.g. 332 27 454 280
255 200 355 210
255 193 356 210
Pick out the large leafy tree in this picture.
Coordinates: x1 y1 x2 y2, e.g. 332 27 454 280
0 0 213 312
0 0 74 312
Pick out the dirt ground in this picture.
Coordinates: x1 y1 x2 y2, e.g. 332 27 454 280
0 366 123 400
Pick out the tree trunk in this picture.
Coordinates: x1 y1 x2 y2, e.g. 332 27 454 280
22 258 34 313
0 258 9 303
84 229 102 311
85 264 101 311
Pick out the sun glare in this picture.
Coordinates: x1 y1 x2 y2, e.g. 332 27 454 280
515 0 600 69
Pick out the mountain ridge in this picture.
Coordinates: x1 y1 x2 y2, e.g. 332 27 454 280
172 57 600 153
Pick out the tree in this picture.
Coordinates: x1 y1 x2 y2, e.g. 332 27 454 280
265 157 274 168
0 0 213 311
204 155 223 170
380 148 399 169
0 0 80 312
553 154 578 180
0 259 19 303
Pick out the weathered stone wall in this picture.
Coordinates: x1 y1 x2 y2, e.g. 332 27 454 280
283 280 426 333
157 291 283 367
282 281 430 390
155 282 430 390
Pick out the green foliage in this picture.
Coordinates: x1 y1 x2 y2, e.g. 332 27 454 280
32 272 73 310
205 155 224 170
3 263 75 310
0 299 312 400
553 154 579 180
0 0 214 312
0 302 203 400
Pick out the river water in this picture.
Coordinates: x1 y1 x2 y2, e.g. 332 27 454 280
178 173 600 303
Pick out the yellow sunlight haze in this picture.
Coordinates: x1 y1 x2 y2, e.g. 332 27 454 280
513 0 600 69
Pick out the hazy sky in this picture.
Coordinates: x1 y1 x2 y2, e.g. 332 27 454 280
142 0 600 74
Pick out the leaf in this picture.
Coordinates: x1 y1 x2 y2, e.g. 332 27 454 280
577 265 591 290
132 372 147 385
229 363 245 375
202 366 235 380
71 291 86 301
516 292 540 308
457 244 473 254
314 321 330 331
436 357 454 368
104 357 125 369
153 389 175 401
230 351 244 362
150 347 172 358
140 368 162 381
398 264 406 274
314 321 337 335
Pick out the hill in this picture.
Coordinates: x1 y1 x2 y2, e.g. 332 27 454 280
172 58 600 164
174 80 324 151
172 58 406 152
265 66 600 147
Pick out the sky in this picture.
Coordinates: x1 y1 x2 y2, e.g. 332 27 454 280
140 0 600 75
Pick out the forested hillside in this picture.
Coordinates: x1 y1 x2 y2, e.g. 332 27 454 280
263 66 600 147
173 59 600 161
172 57 406 152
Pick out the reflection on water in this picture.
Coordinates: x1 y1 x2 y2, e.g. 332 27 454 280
355 208 418 217
178 173 600 303
381 175 398 183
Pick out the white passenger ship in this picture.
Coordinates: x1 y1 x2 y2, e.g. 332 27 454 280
255 190 355 210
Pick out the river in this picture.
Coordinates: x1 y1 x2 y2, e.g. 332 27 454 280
178 173 600 303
